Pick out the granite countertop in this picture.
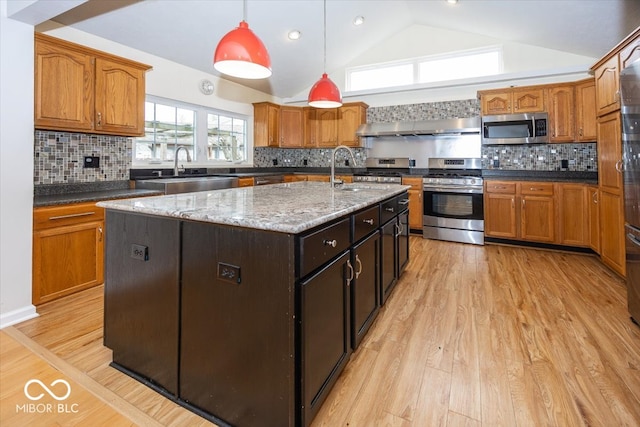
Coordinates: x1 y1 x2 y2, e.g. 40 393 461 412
34 181 163 207
98 181 410 234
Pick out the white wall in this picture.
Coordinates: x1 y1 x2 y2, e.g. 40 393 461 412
0 1 37 327
286 24 595 107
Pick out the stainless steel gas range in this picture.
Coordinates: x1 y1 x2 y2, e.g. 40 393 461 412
352 157 415 184
422 158 484 245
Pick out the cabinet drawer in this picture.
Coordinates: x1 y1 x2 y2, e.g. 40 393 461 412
520 182 554 196
485 181 516 194
34 202 104 230
381 193 409 224
299 217 351 278
353 205 380 242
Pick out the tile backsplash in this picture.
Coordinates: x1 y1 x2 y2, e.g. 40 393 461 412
34 130 132 185
366 99 480 122
482 143 597 171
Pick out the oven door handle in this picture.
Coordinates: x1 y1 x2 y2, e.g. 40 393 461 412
423 185 483 193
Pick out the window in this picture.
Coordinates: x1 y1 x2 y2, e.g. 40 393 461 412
346 46 502 92
134 97 249 165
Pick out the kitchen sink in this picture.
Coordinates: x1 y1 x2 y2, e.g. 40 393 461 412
135 176 239 194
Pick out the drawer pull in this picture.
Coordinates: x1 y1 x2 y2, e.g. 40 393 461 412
385 207 395 212
362 218 374 225
49 212 96 220
346 259 354 286
323 239 337 248
529 187 545 191
398 199 409 206
355 255 363 279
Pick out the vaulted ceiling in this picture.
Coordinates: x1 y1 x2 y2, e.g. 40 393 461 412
23 0 640 99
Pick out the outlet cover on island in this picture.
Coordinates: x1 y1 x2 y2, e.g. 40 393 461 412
84 156 100 168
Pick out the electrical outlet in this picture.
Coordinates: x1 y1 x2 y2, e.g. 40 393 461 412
130 244 149 261
218 262 241 284
84 156 100 168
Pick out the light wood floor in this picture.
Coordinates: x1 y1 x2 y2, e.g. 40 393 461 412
3 237 640 426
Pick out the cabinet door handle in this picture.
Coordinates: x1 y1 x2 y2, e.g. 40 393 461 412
362 218 374 225
522 199 525 208
96 112 102 127
98 226 103 242
512 197 515 209
49 212 95 220
355 255 363 279
395 222 403 237
345 259 354 286
592 191 598 204
616 159 623 173
323 239 337 247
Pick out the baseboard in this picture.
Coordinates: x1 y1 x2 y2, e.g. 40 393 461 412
0 305 38 329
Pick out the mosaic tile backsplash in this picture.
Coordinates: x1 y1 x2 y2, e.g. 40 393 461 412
34 130 132 185
482 143 597 171
254 147 367 168
366 99 480 122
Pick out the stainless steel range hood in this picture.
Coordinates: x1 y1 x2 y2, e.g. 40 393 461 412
356 117 480 137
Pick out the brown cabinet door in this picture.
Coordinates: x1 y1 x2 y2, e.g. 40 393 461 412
94 57 146 136
253 102 280 147
480 91 511 115
619 35 640 69
575 80 597 142
547 86 575 142
599 190 626 276
280 106 303 147
484 193 517 239
338 104 366 147
316 108 338 147
407 189 422 230
34 36 94 131
512 88 545 113
303 107 319 147
598 112 623 193
520 195 555 243
33 220 104 305
594 55 620 116
588 186 601 254
558 183 589 247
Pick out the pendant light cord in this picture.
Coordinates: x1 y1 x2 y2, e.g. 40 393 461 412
323 0 327 73
243 0 247 22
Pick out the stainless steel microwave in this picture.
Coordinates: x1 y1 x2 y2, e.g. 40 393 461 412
481 113 549 145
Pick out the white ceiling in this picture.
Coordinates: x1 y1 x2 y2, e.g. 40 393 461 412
32 0 640 99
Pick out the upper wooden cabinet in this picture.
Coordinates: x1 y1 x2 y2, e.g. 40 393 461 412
574 79 597 142
253 102 280 147
34 33 150 137
546 85 575 143
338 102 368 147
279 106 304 147
593 56 620 117
306 102 368 147
479 87 545 115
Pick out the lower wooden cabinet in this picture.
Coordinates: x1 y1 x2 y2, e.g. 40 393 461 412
33 202 104 305
599 189 626 276
558 183 589 247
237 177 254 187
588 185 601 253
485 180 592 247
402 176 423 232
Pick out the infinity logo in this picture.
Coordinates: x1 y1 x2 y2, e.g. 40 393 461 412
24 379 71 401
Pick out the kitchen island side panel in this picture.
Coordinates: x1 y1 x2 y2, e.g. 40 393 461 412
103 211 181 395
180 221 297 427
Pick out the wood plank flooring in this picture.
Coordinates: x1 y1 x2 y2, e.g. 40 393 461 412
3 237 640 426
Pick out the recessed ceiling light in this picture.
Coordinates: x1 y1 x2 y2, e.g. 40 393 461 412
353 16 365 26
288 30 301 40
446 0 458 4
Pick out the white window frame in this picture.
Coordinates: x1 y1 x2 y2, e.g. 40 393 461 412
345 46 503 93
133 96 252 167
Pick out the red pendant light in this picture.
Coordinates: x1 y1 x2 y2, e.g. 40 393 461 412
213 1 271 79
308 0 342 108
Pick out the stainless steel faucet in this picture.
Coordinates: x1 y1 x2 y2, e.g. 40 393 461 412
331 145 357 187
174 146 192 176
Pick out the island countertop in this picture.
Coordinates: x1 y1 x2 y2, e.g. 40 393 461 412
97 181 410 234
